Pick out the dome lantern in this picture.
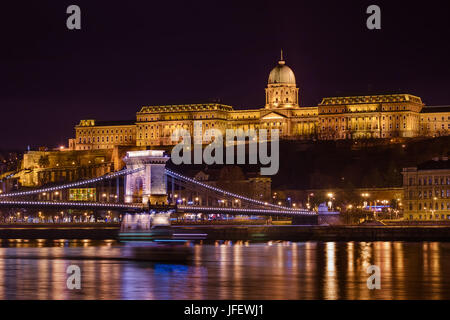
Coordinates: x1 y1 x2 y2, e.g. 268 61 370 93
265 51 299 108
267 50 296 85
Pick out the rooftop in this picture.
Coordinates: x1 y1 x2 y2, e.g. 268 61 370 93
77 120 135 127
319 94 423 106
420 106 450 113
138 103 234 113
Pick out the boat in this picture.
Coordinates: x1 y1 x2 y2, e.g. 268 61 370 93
118 212 176 242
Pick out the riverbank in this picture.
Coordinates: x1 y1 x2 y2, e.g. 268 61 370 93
1 223 450 241
173 225 450 241
0 223 119 240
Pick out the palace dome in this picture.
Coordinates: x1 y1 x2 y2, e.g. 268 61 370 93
268 60 296 85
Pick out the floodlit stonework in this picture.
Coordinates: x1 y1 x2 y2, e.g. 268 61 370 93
71 54 450 150
403 158 450 221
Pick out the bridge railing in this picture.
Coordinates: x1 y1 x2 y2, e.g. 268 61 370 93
0 165 316 216
0 199 143 210
0 167 145 199
165 169 313 214
176 205 315 216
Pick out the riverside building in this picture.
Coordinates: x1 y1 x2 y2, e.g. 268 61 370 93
402 158 450 221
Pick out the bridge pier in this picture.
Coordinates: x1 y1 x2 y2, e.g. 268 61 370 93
123 150 170 205
171 176 175 204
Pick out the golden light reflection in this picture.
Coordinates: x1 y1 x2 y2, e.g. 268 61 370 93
304 242 316 299
233 243 243 299
346 242 356 300
393 242 405 297
0 240 447 299
0 253 4 300
219 242 229 300
358 242 372 300
324 242 337 299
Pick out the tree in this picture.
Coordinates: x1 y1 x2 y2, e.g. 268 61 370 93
218 166 245 181
383 160 402 187
320 127 340 140
420 125 431 137
362 167 383 188
38 155 50 168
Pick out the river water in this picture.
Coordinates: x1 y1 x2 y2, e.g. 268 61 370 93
0 240 448 299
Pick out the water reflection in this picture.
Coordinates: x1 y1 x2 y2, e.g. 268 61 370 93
0 240 449 299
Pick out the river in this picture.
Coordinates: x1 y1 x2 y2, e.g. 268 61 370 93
0 240 448 299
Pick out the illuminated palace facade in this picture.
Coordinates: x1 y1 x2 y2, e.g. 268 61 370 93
70 55 450 150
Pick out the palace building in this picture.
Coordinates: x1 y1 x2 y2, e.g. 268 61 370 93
70 54 450 150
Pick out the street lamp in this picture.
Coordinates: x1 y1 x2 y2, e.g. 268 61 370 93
307 193 314 209
327 193 334 210
361 193 370 208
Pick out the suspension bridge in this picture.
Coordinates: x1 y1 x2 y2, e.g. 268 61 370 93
0 150 317 224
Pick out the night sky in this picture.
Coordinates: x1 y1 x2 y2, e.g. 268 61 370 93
1 0 450 150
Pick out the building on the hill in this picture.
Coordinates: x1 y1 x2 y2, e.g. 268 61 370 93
71 120 136 151
318 94 424 139
71 53 450 150
420 106 450 137
402 158 450 220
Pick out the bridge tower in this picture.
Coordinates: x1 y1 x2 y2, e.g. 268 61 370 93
123 150 170 205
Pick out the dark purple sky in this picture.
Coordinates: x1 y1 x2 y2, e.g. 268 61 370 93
1 0 450 149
